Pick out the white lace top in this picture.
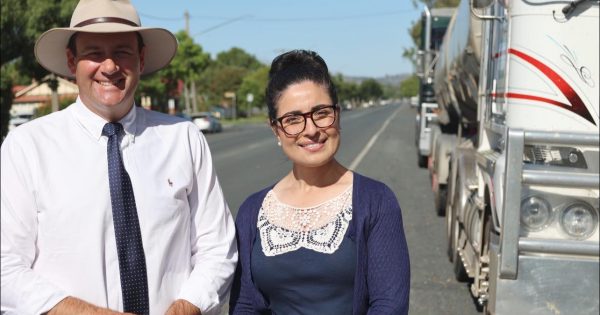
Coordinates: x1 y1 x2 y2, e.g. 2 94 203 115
257 186 353 256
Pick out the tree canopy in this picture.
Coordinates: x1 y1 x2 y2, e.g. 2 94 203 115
137 30 211 112
1 0 77 141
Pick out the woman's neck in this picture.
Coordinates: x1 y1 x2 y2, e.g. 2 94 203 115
285 159 349 191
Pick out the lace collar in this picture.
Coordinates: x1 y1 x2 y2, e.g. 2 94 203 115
257 186 353 256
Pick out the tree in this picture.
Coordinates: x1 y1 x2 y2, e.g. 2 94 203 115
172 31 211 113
237 66 269 115
332 74 360 105
399 75 419 97
198 47 263 109
359 79 384 101
137 31 210 113
382 83 403 99
214 47 262 71
1 0 77 141
136 73 171 112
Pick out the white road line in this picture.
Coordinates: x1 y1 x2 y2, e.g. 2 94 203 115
349 106 400 170
212 137 274 160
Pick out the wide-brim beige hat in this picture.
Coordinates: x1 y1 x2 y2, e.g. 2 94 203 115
34 0 177 78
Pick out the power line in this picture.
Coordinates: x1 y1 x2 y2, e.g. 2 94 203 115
138 12 182 21
138 9 416 23
253 10 417 22
192 15 252 38
139 12 233 21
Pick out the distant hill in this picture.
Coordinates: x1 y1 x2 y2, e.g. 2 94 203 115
340 73 411 86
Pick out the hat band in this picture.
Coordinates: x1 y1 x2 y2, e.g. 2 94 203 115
74 17 139 28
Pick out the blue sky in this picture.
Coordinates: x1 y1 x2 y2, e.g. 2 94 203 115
130 0 421 78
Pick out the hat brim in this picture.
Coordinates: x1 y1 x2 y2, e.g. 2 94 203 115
34 23 178 78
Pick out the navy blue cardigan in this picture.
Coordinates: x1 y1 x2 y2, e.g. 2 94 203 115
229 172 410 315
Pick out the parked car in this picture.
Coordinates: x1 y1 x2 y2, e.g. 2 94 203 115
409 96 419 108
8 114 33 131
174 112 191 121
190 112 222 133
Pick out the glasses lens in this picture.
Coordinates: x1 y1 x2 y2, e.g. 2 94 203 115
312 107 336 128
281 115 305 135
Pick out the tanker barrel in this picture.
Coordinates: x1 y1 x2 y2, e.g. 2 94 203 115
433 0 483 128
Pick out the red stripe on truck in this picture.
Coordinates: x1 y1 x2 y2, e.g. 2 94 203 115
508 48 596 126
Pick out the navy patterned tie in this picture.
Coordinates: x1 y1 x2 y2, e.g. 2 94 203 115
103 122 149 314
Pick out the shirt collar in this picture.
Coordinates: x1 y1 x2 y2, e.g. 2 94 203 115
71 97 138 142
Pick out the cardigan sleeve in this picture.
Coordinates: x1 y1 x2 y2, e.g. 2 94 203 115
366 184 411 315
229 190 270 315
229 197 258 314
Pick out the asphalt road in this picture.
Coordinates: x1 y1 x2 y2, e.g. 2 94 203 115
205 102 481 315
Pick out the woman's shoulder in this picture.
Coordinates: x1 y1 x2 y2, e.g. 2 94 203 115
236 185 274 222
352 172 401 218
353 172 394 197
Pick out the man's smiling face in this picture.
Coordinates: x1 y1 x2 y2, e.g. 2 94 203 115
67 32 145 121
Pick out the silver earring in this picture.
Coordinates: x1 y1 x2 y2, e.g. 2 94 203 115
277 140 281 146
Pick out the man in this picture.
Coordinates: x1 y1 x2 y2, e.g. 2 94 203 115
0 1 237 314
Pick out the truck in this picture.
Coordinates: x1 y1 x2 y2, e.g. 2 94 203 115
429 0 599 314
414 6 454 170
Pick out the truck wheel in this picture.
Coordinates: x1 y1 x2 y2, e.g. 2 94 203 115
434 184 447 216
446 192 457 262
453 247 469 282
446 215 454 262
418 154 428 168
480 212 493 314
452 218 469 282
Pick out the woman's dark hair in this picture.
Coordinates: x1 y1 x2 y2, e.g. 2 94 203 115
266 50 338 123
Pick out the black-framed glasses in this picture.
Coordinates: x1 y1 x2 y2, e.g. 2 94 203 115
273 104 339 136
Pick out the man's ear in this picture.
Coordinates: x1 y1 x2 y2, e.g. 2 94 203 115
66 49 77 75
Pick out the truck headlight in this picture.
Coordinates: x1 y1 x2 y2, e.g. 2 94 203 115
521 196 552 231
560 203 598 239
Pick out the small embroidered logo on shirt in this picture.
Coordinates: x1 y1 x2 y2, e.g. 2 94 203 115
167 178 173 187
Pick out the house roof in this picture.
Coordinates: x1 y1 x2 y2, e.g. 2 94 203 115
12 85 27 94
13 75 78 104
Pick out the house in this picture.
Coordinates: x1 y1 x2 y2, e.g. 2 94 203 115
11 75 79 117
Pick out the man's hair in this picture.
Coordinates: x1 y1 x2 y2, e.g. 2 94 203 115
266 49 338 123
67 32 145 56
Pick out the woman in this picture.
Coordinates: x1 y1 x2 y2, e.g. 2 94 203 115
229 50 410 315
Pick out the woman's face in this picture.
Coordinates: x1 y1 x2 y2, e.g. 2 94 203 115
273 80 340 169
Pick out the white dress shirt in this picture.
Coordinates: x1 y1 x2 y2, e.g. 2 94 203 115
0 99 238 315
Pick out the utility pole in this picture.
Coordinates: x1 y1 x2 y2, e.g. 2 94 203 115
184 10 190 34
184 10 191 114
48 74 60 112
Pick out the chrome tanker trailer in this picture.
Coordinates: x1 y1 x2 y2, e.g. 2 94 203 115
427 0 483 216
430 0 599 314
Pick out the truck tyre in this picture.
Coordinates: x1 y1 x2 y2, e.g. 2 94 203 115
446 183 458 262
434 184 447 216
446 213 454 262
418 154 428 168
481 211 493 314
453 246 469 282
